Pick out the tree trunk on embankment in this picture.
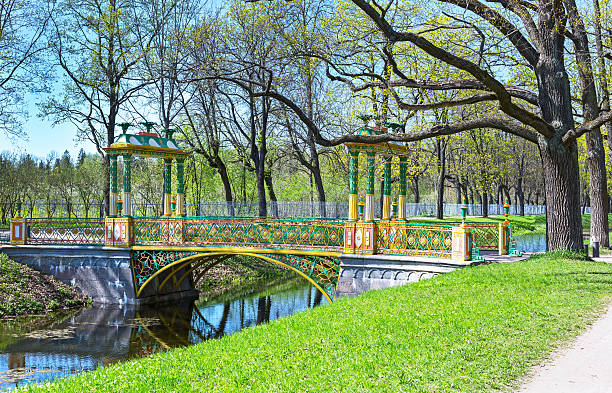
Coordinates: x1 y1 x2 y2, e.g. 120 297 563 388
539 137 584 251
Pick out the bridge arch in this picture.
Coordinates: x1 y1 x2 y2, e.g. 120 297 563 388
131 247 342 303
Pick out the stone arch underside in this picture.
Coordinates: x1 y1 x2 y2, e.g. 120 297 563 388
130 248 342 303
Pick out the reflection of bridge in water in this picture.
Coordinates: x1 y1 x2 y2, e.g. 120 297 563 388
0 281 321 390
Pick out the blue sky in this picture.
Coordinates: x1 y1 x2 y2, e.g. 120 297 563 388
0 95 97 160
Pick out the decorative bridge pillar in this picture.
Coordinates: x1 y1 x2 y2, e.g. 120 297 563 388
398 156 407 221
452 201 471 261
348 150 359 221
382 156 392 220
344 150 359 254
105 217 134 247
163 158 173 217
498 200 511 255
10 201 25 245
122 154 132 217
364 152 375 223
354 151 377 255
175 158 186 217
109 155 118 217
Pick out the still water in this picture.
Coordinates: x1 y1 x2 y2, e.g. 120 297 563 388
0 279 323 391
513 233 547 253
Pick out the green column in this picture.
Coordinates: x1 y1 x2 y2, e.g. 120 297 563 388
176 158 185 217
176 159 184 194
163 158 173 216
122 155 132 193
109 155 118 217
348 150 359 221
365 152 375 222
122 154 132 217
398 156 407 220
349 151 359 195
382 157 391 220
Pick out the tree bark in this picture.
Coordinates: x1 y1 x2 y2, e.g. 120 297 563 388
411 177 420 203
436 139 446 219
216 158 235 217
264 172 278 217
592 0 611 246
482 192 488 217
517 176 525 216
539 138 583 250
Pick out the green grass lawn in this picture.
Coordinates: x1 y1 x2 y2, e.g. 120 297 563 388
19 253 612 392
410 214 546 236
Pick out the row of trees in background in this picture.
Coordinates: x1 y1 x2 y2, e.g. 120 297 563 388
1 128 549 223
1 0 612 250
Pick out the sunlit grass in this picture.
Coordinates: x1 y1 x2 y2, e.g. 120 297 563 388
19 254 612 392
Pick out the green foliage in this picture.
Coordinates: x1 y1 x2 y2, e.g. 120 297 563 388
19 256 612 392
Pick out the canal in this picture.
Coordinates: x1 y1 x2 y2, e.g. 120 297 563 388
0 277 323 391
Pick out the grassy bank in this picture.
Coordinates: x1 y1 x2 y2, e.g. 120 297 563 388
410 214 546 236
0 254 89 317
20 253 612 392
416 213 612 237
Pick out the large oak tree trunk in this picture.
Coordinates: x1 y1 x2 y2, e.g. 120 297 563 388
539 138 583 250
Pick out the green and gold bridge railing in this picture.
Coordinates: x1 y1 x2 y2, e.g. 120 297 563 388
9 217 105 245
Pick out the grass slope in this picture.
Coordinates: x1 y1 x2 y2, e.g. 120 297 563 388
0 253 88 317
20 254 612 393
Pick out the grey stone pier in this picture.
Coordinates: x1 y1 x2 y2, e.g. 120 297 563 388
336 254 474 298
1 245 198 306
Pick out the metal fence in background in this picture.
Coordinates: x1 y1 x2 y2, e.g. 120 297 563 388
0 201 553 220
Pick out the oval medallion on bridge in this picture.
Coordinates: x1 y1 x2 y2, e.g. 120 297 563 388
114 224 121 240
355 229 363 248
419 236 428 247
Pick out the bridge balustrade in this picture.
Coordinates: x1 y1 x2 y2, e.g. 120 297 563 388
14 218 105 245
132 217 345 252
8 215 511 257
375 222 454 258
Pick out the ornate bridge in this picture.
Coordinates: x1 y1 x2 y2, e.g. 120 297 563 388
2 119 515 304
6 214 514 303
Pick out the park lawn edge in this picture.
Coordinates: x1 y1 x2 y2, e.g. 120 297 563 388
19 254 612 393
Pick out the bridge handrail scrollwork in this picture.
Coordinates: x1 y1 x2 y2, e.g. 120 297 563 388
407 219 509 252
133 217 345 252
466 222 501 251
376 222 454 258
23 218 105 245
